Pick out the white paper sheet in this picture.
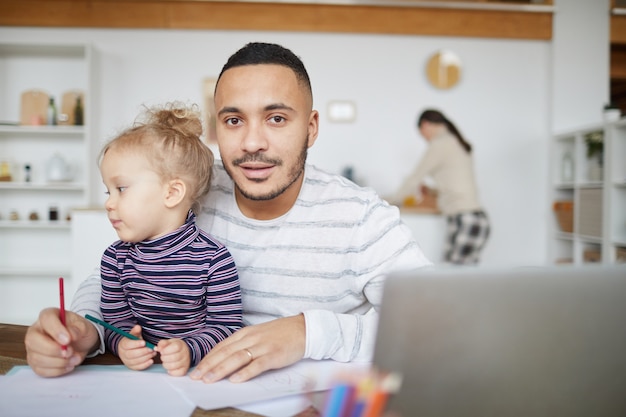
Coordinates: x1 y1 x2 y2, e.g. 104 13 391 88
0 360 371 417
236 390 329 417
168 359 371 411
0 365 196 417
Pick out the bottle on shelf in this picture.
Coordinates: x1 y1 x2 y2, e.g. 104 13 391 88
24 164 31 182
561 150 574 183
74 96 84 126
47 97 57 126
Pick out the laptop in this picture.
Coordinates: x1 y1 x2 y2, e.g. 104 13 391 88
373 265 626 417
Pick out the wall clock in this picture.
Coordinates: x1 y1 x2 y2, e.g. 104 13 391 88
426 50 462 90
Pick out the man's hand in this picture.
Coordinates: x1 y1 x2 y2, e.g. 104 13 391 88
190 314 306 383
117 325 157 371
25 308 100 377
157 338 191 376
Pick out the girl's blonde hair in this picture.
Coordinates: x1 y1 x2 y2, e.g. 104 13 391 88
100 102 214 214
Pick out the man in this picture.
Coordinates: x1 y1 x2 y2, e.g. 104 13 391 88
24 42 431 382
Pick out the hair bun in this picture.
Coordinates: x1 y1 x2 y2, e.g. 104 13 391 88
143 101 203 139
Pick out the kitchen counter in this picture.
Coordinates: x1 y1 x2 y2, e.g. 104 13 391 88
399 207 445 263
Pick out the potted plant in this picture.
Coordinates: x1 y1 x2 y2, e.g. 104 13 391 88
584 131 603 160
604 102 621 122
584 130 603 181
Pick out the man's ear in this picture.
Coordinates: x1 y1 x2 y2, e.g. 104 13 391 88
164 179 186 208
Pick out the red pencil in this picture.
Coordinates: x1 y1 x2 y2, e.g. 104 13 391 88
59 277 67 351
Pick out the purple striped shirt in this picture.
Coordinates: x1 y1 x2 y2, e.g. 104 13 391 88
100 211 242 366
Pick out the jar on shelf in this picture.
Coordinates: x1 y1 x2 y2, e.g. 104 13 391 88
48 206 59 221
0 159 12 181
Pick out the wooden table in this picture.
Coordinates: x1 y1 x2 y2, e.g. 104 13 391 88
0 323 320 417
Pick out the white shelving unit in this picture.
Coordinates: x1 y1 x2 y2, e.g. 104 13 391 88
606 119 626 261
0 42 93 324
550 118 626 265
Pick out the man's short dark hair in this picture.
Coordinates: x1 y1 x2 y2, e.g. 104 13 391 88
217 42 312 96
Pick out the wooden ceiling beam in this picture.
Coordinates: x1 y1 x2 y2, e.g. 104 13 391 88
612 13 626 45
0 0 552 40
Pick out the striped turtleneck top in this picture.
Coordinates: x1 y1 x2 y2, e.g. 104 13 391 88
100 211 242 366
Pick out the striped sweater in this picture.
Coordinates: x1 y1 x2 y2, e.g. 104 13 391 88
74 161 431 362
100 211 242 366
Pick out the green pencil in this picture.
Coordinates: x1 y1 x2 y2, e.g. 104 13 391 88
85 314 156 350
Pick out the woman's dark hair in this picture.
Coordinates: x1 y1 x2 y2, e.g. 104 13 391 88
418 109 472 153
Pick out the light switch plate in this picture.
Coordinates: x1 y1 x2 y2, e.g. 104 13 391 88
328 100 356 122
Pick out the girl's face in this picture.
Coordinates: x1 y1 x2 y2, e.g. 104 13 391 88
100 147 170 243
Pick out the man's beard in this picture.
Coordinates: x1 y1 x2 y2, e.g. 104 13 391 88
225 138 308 201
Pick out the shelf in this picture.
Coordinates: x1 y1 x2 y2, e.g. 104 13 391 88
553 122 604 138
577 181 604 188
0 43 87 57
553 232 574 240
0 220 71 229
0 182 85 191
0 125 85 136
576 235 603 244
0 266 71 277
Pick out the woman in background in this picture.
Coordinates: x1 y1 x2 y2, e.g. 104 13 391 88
394 109 490 265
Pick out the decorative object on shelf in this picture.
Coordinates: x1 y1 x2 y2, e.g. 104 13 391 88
57 113 69 124
552 200 573 233
74 96 84 126
578 188 603 238
0 160 12 181
46 153 73 182
560 150 574 182
60 90 85 126
583 248 602 263
29 211 39 221
202 78 218 143
584 130 603 181
24 164 31 182
20 89 48 126
48 206 59 221
616 247 626 263
47 97 57 126
603 103 621 122
9 210 19 221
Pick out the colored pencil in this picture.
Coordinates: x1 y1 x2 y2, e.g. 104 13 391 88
85 314 156 350
323 382 355 417
58 277 67 351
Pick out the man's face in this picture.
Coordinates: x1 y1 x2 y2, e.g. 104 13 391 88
214 64 319 211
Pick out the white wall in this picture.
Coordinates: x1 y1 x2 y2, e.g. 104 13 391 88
0 2 608 268
552 0 610 132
